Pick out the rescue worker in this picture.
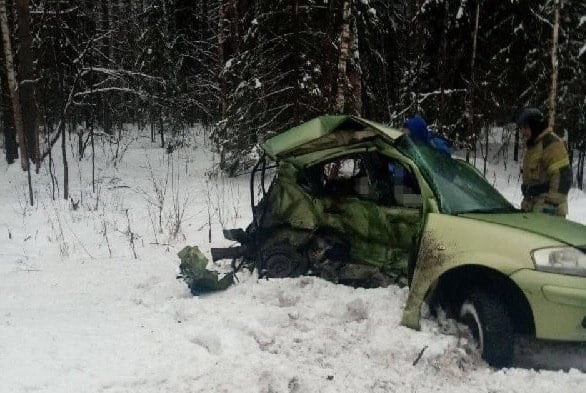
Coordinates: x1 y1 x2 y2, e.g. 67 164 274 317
518 108 572 217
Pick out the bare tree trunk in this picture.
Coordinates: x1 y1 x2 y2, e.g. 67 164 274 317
437 0 448 139
100 0 112 134
37 41 57 199
1 0 33 204
15 0 40 206
89 40 96 193
334 0 351 113
466 0 480 162
348 18 362 116
0 45 17 163
14 0 38 171
413 0 423 113
513 126 520 162
293 0 300 124
0 0 27 170
230 0 239 53
60 121 68 200
548 0 560 131
91 121 95 192
483 123 488 176
150 108 155 142
44 102 57 200
54 0 68 200
578 146 584 190
159 115 164 148
218 0 227 118
321 0 336 110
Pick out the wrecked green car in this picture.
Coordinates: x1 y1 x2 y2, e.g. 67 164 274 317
210 115 586 368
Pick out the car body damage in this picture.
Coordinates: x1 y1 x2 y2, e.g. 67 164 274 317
185 115 586 368
254 157 422 287
243 117 432 289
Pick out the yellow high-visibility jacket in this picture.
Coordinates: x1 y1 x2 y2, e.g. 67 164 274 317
521 128 572 217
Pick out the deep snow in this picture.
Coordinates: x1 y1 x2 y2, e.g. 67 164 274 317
0 128 585 393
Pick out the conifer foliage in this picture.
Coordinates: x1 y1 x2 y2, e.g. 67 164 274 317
0 0 584 186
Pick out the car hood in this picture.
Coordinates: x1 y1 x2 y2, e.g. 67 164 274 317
460 212 586 247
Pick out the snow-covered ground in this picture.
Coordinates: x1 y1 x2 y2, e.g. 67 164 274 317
0 128 585 393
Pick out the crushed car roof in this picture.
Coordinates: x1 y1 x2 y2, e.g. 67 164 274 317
262 115 403 160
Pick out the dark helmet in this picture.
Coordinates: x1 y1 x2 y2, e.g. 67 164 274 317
516 108 546 137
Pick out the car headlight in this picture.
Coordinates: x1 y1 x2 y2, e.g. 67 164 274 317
532 247 586 277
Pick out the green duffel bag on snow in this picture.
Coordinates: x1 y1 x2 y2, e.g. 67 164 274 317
177 246 235 295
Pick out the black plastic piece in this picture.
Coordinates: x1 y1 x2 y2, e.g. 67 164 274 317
210 245 249 262
222 228 250 244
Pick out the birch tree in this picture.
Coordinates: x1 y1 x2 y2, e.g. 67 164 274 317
548 0 560 130
14 0 38 170
0 26 17 163
334 0 352 113
0 0 26 170
467 0 480 163
0 0 34 205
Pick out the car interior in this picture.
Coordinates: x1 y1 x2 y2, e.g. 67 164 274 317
299 152 422 209
295 151 424 272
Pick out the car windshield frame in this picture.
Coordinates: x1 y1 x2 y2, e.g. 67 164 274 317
395 136 516 215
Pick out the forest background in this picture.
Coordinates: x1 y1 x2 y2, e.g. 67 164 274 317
1 0 585 201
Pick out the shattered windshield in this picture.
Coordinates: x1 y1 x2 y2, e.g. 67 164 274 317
396 136 516 215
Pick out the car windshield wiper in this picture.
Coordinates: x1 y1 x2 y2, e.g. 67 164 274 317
457 207 518 215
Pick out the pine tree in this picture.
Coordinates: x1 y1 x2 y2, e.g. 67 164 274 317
216 0 334 174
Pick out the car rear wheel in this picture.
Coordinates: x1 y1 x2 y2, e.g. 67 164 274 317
459 291 514 368
260 244 308 278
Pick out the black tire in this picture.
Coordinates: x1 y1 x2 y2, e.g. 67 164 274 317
260 244 308 278
459 291 514 368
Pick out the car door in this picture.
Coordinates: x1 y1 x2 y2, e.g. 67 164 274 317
309 151 423 278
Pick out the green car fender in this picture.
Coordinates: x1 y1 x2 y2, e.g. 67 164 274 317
401 213 555 330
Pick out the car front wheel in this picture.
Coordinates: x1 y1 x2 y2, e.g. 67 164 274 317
260 244 308 278
459 291 514 368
